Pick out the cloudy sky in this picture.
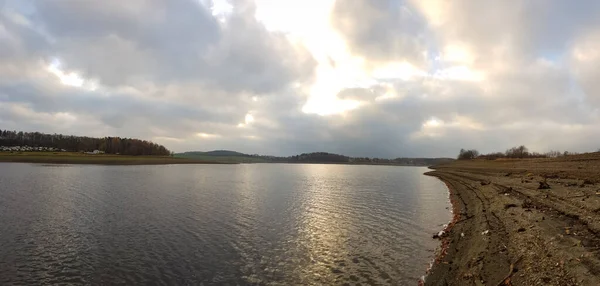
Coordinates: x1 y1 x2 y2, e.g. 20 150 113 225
1 0 600 158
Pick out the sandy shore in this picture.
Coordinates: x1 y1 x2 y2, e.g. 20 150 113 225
424 153 600 285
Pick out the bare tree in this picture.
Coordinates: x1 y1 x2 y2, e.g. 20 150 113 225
545 150 561 158
506 145 529 158
458 148 480 160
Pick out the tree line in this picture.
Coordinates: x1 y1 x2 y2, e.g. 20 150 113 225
288 152 350 163
0 129 171 156
250 152 351 163
458 145 578 160
247 152 453 165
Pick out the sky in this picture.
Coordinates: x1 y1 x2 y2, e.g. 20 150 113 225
1 0 600 158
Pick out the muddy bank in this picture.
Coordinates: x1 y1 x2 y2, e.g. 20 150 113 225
424 153 600 285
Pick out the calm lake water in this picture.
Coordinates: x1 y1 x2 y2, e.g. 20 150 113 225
0 163 450 285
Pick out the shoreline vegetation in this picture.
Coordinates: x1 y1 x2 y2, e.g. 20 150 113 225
0 130 454 166
0 129 172 156
423 152 600 285
0 151 454 166
0 152 227 165
174 150 454 166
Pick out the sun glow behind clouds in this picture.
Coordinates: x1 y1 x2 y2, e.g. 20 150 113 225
245 113 255 124
196 132 221 138
413 115 486 139
255 0 333 34
47 61 83 87
434 65 484 82
209 0 233 23
424 117 443 128
255 0 368 116
46 59 97 90
372 62 427 81
302 96 361 116
252 1 442 116
237 113 255 127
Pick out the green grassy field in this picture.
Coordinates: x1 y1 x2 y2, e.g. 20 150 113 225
0 152 229 165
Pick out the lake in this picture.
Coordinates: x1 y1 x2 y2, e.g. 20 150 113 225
0 163 450 285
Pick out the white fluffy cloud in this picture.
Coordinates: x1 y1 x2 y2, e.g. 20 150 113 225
1 0 600 157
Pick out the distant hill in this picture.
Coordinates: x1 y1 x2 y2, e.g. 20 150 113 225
287 152 350 163
175 150 454 166
174 150 267 163
179 150 249 157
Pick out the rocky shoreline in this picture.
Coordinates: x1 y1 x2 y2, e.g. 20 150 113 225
422 154 600 285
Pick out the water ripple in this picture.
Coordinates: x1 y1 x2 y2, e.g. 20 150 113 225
0 163 450 285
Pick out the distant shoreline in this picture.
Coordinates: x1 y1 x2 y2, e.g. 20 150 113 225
0 152 229 165
175 150 454 165
255 161 439 167
0 152 442 166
